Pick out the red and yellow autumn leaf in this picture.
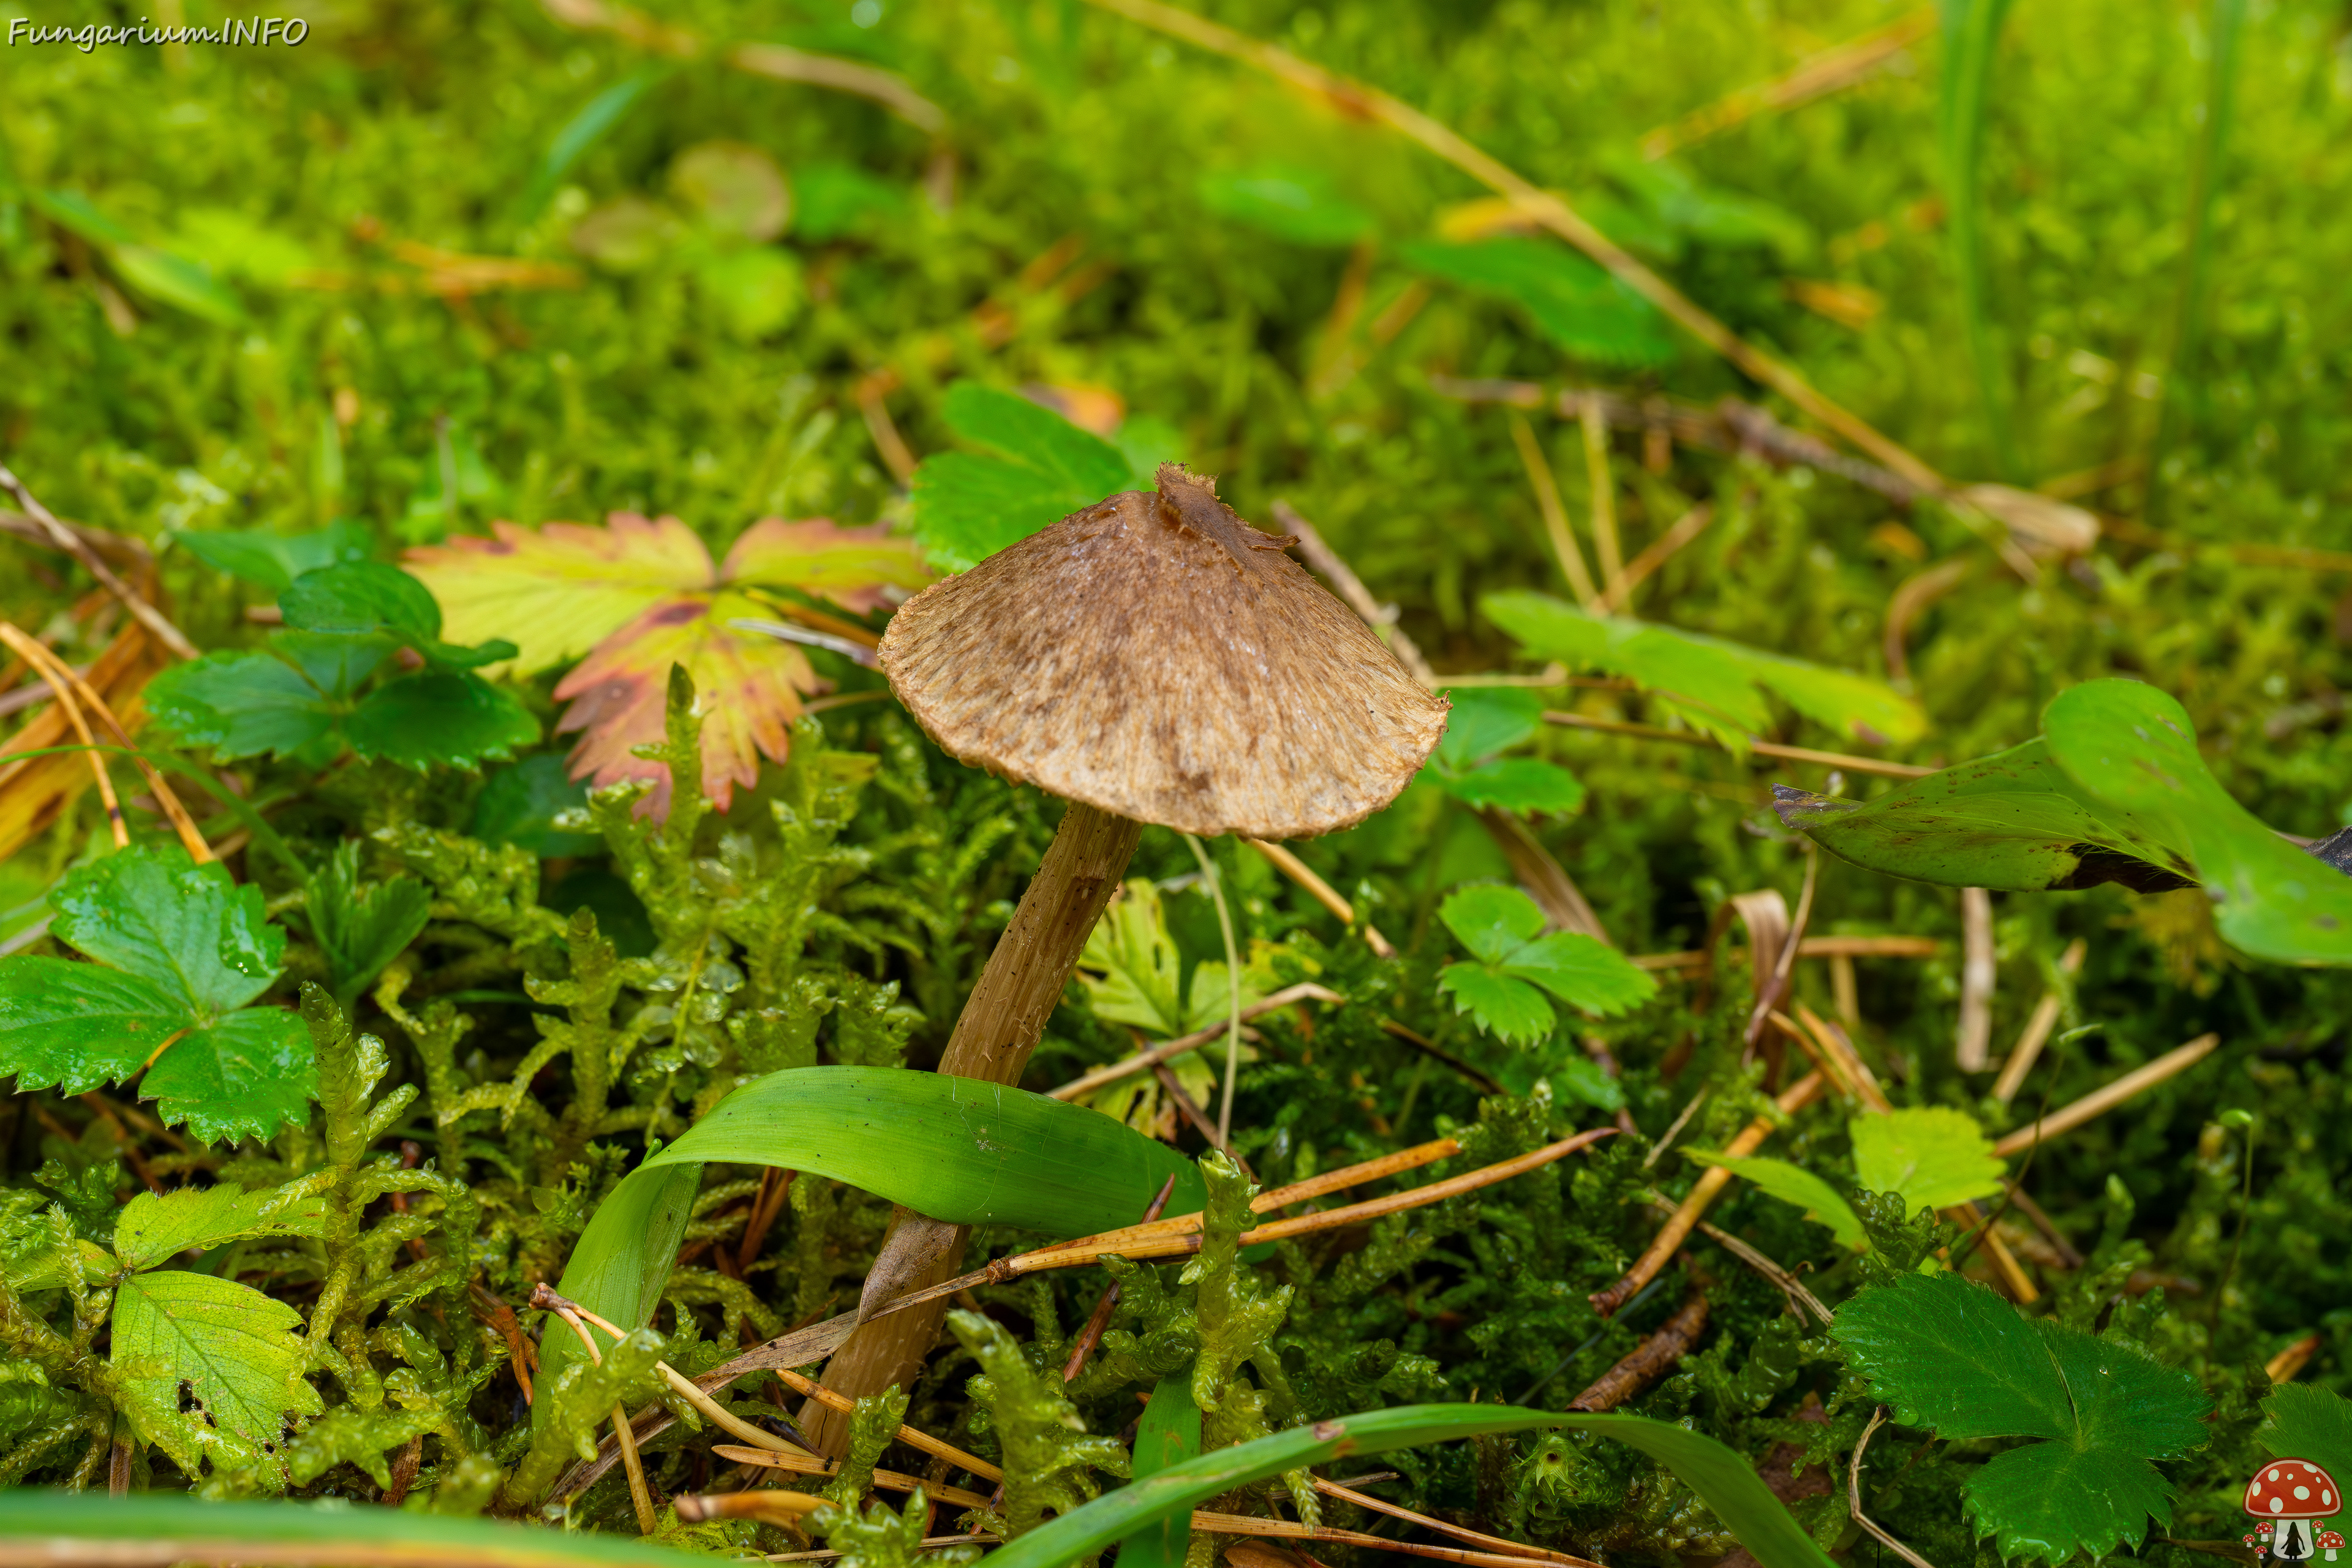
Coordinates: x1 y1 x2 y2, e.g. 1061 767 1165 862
405 513 926 814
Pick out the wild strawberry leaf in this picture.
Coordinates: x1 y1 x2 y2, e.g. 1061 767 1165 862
111 1268 322 1486
146 633 391 765
910 384 1155 572
407 513 923 816
339 669 541 771
1849 1106 2006 1213
1835 1271 2211 1567
281 562 517 671
2259 1384 2352 1491
111 1182 328 1274
0 845 314 1143
1484 591 1926 749
1440 758 1586 815
1436 884 1656 1043
174 521 374 594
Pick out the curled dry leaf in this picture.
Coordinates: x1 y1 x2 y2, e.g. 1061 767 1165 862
406 512 926 815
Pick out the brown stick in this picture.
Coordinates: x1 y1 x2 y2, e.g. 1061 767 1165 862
0 626 127 849
1578 396 1626 600
1063 1175 1179 1383
1991 1035 2220 1157
1642 1193 1834 1325
0 467 197 660
1190 1512 1605 1568
0 624 210 861
1544 710 1935 778
712 1447 996 1511
1567 1291 1710 1411
1379 1020 1506 1096
1079 0 1945 496
1591 1072 1825 1315
1047 982 1344 1100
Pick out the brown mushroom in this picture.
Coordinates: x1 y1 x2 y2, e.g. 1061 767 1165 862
2245 1458 2344 1564
803 464 1446 1450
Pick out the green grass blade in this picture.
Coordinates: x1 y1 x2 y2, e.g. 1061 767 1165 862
987 1403 1836 1568
546 1068 1207 1411
1940 0 2021 477
0 1490 701 1567
1115 1371 1205 1568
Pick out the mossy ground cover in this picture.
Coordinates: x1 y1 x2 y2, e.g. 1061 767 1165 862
4 1 2352 1566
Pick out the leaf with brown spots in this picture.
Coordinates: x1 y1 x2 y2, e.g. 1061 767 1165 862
405 513 927 816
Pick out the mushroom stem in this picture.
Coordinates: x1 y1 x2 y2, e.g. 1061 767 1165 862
802 798 1144 1454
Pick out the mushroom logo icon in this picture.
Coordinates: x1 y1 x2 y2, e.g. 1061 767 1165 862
2319 1531 2345 1562
2244 1460 2344 1563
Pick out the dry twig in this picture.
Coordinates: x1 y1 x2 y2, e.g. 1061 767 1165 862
1047 982 1344 1100
1569 1290 1710 1411
1991 1035 2220 1158
0 466 197 660
1849 1407 1940 1568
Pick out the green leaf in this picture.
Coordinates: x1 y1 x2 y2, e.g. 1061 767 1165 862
1439 884 1548 964
1850 1107 2006 1213
1436 885 1657 1042
0 1492 707 1568
910 384 1144 572
982 1403 1838 1568
1439 758 1586 815
0 846 315 1142
304 841 432 1010
1483 592 1926 748
1691 1150 1867 1249
1436 963 1558 1045
1504 932 1658 1016
1400 237 1676 366
175 521 374 594
110 244 247 325
1835 1271 2211 1566
549 1067 1208 1417
1196 167 1374 247
111 1268 322 1480
111 1182 328 1274
281 562 518 671
1773 738 2195 894
1435 687 1544 769
2042 679 2352 963
344 671 541 770
1117 1371 1204 1568
145 649 345 764
2259 1384 2352 1486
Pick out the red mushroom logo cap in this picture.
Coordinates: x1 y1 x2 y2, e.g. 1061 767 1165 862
2320 1532 2346 1548
2245 1460 2343 1519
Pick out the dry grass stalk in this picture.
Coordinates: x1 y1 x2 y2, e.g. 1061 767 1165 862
1046 982 1344 1100
764 1363 1002 1483
1247 840 1397 957
1544 709 1935 778
1591 1071 1826 1314
1596 501 1713 614
1380 1020 1507 1096
1882 559 1973 688
1991 1034 2221 1158
1991 938 2088 1105
881 1131 1614 1316
535 1292 660 1532
0 625 127 850
1509 410 1600 609
1079 0 1945 493
0 465 197 660
0 623 211 861
1313 1477 1584 1564
1475 807 1611 943
1792 1003 1891 1111
1578 396 1627 600
1638 8 1937 159
675 1490 831 1525
2266 1333 2323 1385
1849 1407 1941 1568
1190 1511 1604 1568
1642 1194 1834 1325
1956 888 1996 1072
712 1445 995 1511
761 1536 998 1564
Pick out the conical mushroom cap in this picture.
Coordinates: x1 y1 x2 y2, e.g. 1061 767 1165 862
880 465 1449 839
